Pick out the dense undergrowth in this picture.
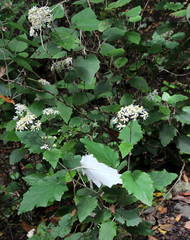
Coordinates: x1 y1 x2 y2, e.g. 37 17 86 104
0 0 190 239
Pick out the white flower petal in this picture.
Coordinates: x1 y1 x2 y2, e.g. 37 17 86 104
80 154 122 188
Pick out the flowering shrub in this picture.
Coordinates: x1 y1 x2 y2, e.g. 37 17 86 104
0 0 190 239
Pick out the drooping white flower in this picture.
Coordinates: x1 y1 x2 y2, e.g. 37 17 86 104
27 228 35 238
51 57 73 72
80 154 122 188
42 107 59 116
38 78 50 85
113 104 148 130
28 6 53 37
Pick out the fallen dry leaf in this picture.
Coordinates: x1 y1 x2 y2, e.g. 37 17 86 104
182 172 189 183
148 236 158 240
0 95 15 104
175 214 182 222
154 192 163 197
157 206 167 214
173 195 190 204
158 228 167 235
21 222 35 232
159 223 173 231
184 221 190 229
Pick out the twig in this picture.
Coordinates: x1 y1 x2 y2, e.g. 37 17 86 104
161 159 185 204
157 65 190 77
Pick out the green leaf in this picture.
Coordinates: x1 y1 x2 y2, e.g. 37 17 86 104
125 6 141 17
52 27 79 51
51 214 75 238
71 8 100 31
0 48 12 60
19 171 68 214
43 148 61 168
122 170 154 206
99 221 116 240
176 136 190 154
81 138 119 168
119 142 133 158
8 38 28 52
114 57 128 68
175 108 190 124
128 221 153 236
119 120 143 145
171 32 185 40
52 4 64 20
149 170 177 191
126 31 141 44
128 15 142 22
186 4 190 19
100 43 125 57
125 209 142 226
171 9 186 17
74 54 100 84
128 76 149 92
14 57 34 72
118 208 141 226
164 2 183 11
16 131 44 153
159 124 177 147
106 0 131 10
65 233 83 240
102 27 125 42
56 101 73 123
9 148 25 165
75 193 98 222
31 41 66 59
162 92 188 105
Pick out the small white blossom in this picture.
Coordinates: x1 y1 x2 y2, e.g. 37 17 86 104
40 144 50 150
14 104 42 132
30 120 42 131
43 108 59 116
51 57 73 72
28 6 53 37
113 104 148 130
146 89 159 101
15 104 28 116
16 112 37 131
27 228 35 238
80 154 122 188
38 78 50 85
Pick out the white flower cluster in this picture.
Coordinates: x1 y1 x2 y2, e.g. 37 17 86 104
40 136 57 150
42 108 59 116
51 57 73 72
28 6 53 37
14 104 41 131
146 89 159 101
113 104 148 130
38 78 50 85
